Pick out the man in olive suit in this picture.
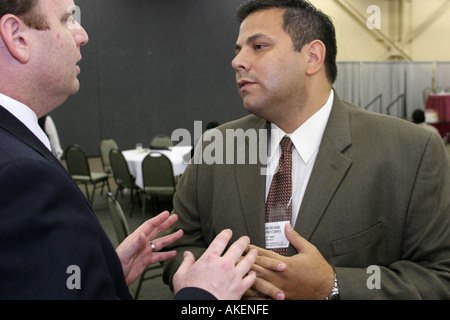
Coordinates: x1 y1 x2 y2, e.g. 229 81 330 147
163 0 450 299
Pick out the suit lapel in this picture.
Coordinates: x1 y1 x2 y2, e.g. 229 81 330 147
235 159 267 246
0 105 62 167
291 94 353 248
234 117 269 247
234 95 354 249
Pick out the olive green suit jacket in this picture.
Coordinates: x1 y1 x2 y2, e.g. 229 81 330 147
163 93 450 299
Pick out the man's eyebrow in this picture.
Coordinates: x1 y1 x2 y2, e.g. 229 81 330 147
235 33 272 51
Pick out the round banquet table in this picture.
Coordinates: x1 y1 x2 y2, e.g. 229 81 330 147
122 146 192 189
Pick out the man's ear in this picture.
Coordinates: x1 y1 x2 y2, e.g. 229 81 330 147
0 14 30 64
304 40 326 77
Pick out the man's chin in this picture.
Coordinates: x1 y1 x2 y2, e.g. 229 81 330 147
70 81 81 96
243 100 265 117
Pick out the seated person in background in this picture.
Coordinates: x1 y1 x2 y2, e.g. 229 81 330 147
412 109 441 136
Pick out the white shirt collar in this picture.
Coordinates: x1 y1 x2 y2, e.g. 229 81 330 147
269 89 334 164
0 92 52 150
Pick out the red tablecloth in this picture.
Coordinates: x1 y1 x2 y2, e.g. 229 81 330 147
426 94 450 121
429 122 450 139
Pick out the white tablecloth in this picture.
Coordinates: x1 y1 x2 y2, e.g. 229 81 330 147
122 146 192 189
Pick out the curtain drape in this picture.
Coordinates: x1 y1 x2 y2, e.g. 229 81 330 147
334 61 439 119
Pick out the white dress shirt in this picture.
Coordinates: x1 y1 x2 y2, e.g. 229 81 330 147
0 92 52 152
265 90 334 226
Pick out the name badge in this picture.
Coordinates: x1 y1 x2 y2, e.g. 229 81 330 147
265 221 289 249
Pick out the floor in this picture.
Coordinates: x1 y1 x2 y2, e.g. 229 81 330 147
62 157 175 300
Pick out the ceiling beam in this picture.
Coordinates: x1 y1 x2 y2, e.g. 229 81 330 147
333 0 412 60
399 0 450 47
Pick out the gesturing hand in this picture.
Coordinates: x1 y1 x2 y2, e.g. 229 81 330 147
116 211 183 285
173 229 258 300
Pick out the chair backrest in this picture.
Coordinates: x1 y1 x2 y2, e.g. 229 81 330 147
109 148 134 188
100 139 118 171
142 152 175 189
106 192 130 243
65 144 91 177
150 134 173 149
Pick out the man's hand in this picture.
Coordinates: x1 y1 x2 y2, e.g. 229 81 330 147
172 229 258 300
249 223 335 300
116 211 183 285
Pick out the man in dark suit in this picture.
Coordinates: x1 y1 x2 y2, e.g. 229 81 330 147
162 0 450 299
0 0 256 299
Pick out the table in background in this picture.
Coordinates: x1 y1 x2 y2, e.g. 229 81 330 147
425 93 450 139
426 93 450 122
122 146 192 189
428 122 450 139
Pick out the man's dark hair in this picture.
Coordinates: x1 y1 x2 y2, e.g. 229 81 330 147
236 0 338 84
0 0 49 30
412 109 425 124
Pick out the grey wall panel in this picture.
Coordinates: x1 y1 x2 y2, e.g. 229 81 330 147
52 0 247 156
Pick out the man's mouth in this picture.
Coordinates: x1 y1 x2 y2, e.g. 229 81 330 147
238 79 255 90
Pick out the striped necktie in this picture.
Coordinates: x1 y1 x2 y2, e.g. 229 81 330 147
265 136 293 255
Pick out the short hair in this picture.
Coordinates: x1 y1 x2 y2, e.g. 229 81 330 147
412 109 425 124
0 0 49 30
236 0 338 84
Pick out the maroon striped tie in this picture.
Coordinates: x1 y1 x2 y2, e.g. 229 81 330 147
265 136 293 255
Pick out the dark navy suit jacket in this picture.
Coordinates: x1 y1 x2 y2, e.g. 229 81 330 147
0 105 216 300
0 105 132 299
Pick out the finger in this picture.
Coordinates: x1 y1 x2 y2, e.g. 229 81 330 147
242 288 255 299
252 277 285 300
150 250 178 264
239 271 257 297
150 229 183 252
284 223 308 253
235 248 257 277
172 251 197 294
145 213 179 240
133 211 169 239
254 255 286 272
116 231 147 266
249 259 285 286
223 236 250 263
248 244 281 259
146 210 171 228
203 229 233 257
242 287 266 300
131 232 147 256
175 251 196 276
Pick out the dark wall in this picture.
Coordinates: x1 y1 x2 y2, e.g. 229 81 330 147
51 0 248 156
